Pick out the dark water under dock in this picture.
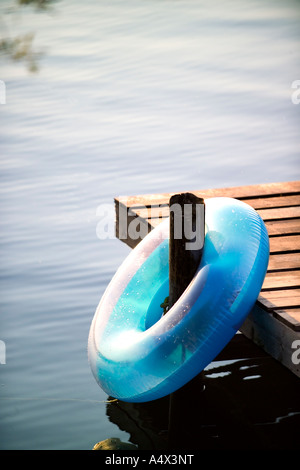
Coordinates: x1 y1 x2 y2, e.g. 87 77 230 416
104 335 300 450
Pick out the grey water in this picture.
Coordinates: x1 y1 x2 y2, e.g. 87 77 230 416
0 0 299 450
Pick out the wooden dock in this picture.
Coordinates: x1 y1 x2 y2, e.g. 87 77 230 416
115 181 300 377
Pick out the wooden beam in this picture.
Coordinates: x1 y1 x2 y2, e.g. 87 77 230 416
167 193 205 449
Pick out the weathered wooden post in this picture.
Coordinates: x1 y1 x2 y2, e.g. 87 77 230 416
167 192 205 449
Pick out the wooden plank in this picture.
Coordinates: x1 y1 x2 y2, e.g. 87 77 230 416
265 219 300 236
262 271 300 290
268 253 300 271
115 181 300 208
258 289 300 310
130 206 167 220
193 181 300 200
148 218 300 238
288 308 300 322
269 235 300 253
129 205 300 222
256 206 300 221
126 194 300 211
244 195 300 209
273 309 300 331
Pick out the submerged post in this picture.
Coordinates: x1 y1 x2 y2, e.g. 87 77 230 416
167 192 205 449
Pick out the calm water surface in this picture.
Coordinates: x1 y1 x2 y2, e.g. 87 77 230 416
0 0 299 449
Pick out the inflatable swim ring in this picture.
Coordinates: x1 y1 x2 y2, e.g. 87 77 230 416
88 197 269 402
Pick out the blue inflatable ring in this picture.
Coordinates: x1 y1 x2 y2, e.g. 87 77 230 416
88 197 269 402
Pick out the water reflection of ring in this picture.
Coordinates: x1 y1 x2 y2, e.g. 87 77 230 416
88 197 269 403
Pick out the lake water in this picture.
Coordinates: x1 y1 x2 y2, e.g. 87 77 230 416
0 0 299 450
